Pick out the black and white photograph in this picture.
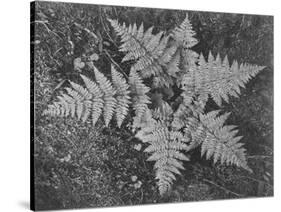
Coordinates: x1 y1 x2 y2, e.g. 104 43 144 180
30 1 273 211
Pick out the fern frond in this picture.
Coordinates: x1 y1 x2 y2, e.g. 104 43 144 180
172 13 198 48
152 101 173 122
182 52 265 106
68 82 92 121
183 109 251 172
171 103 192 130
43 101 68 118
93 67 117 126
43 82 93 122
136 121 189 195
136 103 190 195
108 18 178 86
111 65 131 127
170 14 200 88
166 51 180 77
132 109 154 131
80 75 104 126
184 115 206 151
44 66 151 128
129 71 151 128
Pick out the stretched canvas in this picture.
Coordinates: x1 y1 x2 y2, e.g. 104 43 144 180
31 1 273 211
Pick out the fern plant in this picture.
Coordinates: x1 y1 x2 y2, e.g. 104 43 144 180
44 14 265 195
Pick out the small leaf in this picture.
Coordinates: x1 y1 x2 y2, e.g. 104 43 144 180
103 41 111 47
131 175 138 182
134 181 142 189
89 53 99 61
134 144 142 151
74 57 85 70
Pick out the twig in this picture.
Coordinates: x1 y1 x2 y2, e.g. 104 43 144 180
203 179 244 197
53 47 63 56
104 49 128 79
99 11 120 49
32 20 48 24
33 20 62 40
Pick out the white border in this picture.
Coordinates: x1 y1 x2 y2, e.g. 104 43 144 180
0 0 279 211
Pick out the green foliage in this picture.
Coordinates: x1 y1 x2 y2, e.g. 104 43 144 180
44 13 266 196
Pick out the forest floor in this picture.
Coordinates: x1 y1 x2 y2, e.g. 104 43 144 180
32 2 273 210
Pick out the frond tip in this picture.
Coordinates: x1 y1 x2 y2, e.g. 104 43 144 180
172 13 198 48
